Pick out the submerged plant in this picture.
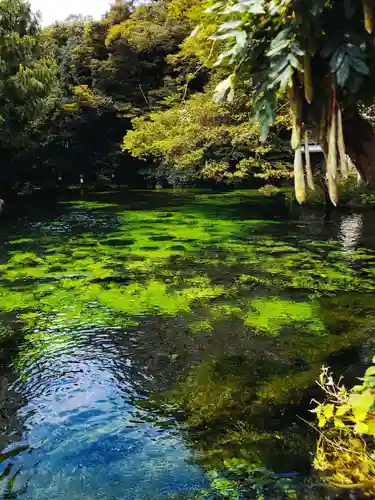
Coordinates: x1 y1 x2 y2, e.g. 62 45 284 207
311 364 375 495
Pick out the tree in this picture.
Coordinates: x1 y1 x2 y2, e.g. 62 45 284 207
0 0 59 193
123 87 291 186
0 0 58 149
196 0 375 203
35 0 200 188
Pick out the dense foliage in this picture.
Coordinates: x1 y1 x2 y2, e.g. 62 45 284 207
124 91 291 186
312 364 375 494
2 0 375 200
197 0 375 203
0 0 58 191
0 0 295 196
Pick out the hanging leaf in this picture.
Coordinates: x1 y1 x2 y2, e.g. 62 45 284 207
337 106 348 179
290 41 304 57
273 63 293 89
327 173 338 206
294 147 306 204
304 52 313 103
346 43 362 59
304 131 315 190
362 0 374 33
327 105 337 180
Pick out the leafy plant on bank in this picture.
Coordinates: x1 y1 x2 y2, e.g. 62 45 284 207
311 363 375 494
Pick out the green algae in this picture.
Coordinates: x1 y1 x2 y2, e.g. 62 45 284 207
2 191 375 499
245 297 325 336
60 200 119 209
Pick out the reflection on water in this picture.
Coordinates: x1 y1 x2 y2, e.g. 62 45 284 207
2 328 207 499
0 190 375 499
339 213 364 251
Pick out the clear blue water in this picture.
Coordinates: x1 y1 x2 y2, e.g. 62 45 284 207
3 329 207 499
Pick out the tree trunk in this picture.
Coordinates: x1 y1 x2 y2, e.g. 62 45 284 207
343 111 375 186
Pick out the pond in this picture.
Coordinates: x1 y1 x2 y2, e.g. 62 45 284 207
0 189 375 499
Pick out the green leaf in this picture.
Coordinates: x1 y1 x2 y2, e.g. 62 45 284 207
269 28 290 49
336 57 350 87
223 0 264 14
290 41 304 57
273 64 293 89
259 119 269 142
212 30 247 49
213 49 236 67
346 43 362 59
269 58 289 79
336 404 351 416
253 89 276 141
218 21 243 31
323 403 334 419
267 39 289 57
205 2 224 13
288 53 301 70
366 418 375 436
365 366 375 377
348 391 374 421
213 74 235 102
352 384 365 392
330 47 345 72
334 418 345 428
318 415 327 428
349 56 369 75
354 422 369 434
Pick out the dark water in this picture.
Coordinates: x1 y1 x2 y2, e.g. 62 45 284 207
0 189 375 499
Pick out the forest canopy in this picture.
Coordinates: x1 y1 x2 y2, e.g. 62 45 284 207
1 0 375 203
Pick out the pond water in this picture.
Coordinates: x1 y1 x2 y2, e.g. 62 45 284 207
0 189 375 499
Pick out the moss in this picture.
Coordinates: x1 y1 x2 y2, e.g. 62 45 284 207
245 297 326 336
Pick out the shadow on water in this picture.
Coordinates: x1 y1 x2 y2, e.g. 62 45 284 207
0 189 374 498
